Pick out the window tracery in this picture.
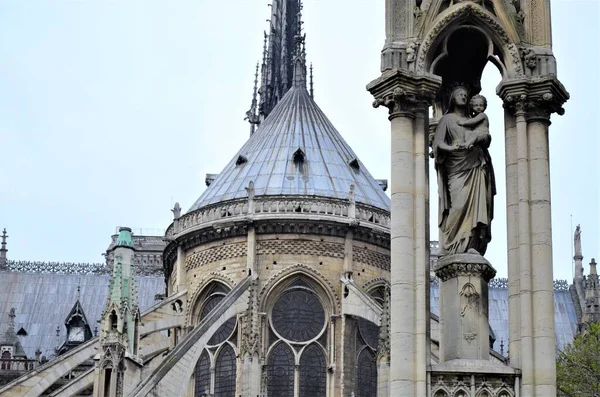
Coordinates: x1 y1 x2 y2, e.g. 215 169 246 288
265 278 329 396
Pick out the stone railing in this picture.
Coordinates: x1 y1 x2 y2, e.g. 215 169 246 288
166 196 391 239
0 358 38 372
431 277 570 291
4 260 109 275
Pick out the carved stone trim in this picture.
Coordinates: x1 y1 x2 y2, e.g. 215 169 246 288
434 253 496 282
361 276 390 292
416 3 524 77
498 76 569 120
258 263 341 312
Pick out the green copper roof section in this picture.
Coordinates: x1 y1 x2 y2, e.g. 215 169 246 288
115 227 135 249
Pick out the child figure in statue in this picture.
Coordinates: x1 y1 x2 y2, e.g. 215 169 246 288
458 94 489 150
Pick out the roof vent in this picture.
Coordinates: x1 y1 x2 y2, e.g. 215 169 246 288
236 155 248 166
293 148 305 163
17 327 27 336
205 173 218 187
349 158 360 172
376 179 388 192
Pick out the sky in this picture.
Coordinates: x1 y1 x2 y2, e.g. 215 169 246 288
0 0 598 282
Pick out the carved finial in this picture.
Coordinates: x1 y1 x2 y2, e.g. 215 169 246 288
376 285 391 361
309 63 314 99
500 338 505 355
292 5 307 88
172 202 182 220
76 282 81 301
245 181 255 201
245 62 261 135
55 325 60 337
0 228 8 267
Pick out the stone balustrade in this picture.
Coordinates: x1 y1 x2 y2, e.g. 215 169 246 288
166 196 391 239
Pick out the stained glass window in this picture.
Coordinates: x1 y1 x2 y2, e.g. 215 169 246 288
299 344 326 397
272 289 325 342
194 350 210 397
208 317 236 346
356 348 377 397
266 342 294 397
357 318 380 350
214 344 236 397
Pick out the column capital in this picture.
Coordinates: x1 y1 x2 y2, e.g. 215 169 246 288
367 69 441 120
498 75 569 123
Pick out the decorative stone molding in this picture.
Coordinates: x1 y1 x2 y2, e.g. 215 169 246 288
185 243 247 270
368 69 441 119
498 75 570 120
429 367 517 397
361 276 390 292
416 3 524 77
258 263 341 312
258 240 344 258
353 248 390 272
4 260 109 275
434 253 497 282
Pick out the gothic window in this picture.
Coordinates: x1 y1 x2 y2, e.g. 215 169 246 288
355 318 379 397
271 289 325 342
193 282 238 397
214 344 236 397
299 344 326 397
194 350 210 396
1 351 11 370
266 278 329 396
266 342 295 397
356 348 377 397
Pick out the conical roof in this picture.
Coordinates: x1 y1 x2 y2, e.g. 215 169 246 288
189 86 390 212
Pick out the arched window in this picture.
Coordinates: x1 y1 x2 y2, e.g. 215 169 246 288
214 344 236 397
193 282 238 397
355 318 379 397
299 344 326 397
266 278 329 396
356 348 377 397
194 350 210 396
1 351 11 370
266 342 294 397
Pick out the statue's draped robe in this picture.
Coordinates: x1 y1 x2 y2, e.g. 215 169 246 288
434 113 496 256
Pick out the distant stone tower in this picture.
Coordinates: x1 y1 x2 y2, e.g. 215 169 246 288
93 227 141 397
368 0 568 396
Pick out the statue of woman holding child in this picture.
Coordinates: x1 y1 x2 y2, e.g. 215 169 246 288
432 86 496 257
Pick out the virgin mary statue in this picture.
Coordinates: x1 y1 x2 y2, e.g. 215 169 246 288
433 86 496 256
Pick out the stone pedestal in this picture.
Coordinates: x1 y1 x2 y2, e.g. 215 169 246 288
434 253 496 362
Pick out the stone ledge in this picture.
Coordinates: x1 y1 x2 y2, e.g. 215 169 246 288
429 359 520 375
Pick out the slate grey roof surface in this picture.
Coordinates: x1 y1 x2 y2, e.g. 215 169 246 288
189 86 391 212
0 271 164 359
430 284 578 353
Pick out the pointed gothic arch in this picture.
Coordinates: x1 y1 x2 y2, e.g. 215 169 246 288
416 2 523 78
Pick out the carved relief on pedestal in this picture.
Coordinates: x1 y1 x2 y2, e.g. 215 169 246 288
460 282 480 344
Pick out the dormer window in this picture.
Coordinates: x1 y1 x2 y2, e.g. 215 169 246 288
349 158 360 172
236 155 248 166
293 148 306 174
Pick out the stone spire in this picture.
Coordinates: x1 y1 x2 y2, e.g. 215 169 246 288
257 0 303 120
0 228 8 268
245 62 261 135
583 258 600 327
291 6 306 88
100 227 140 357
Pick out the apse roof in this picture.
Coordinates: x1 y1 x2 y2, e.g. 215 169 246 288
189 86 390 212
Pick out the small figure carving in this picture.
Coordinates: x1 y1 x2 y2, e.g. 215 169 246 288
171 202 181 219
245 181 255 200
574 224 582 257
348 184 356 203
458 94 489 150
521 47 537 69
406 42 418 63
460 283 480 344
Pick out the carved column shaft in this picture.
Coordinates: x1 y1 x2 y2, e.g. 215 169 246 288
368 69 440 397
499 76 568 396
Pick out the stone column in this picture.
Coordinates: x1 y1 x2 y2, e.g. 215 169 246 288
368 69 440 396
499 76 568 396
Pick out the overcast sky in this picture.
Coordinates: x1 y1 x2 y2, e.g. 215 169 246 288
0 0 598 281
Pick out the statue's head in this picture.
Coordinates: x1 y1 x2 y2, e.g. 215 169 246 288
446 85 470 114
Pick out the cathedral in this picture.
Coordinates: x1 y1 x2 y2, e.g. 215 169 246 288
0 0 595 396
